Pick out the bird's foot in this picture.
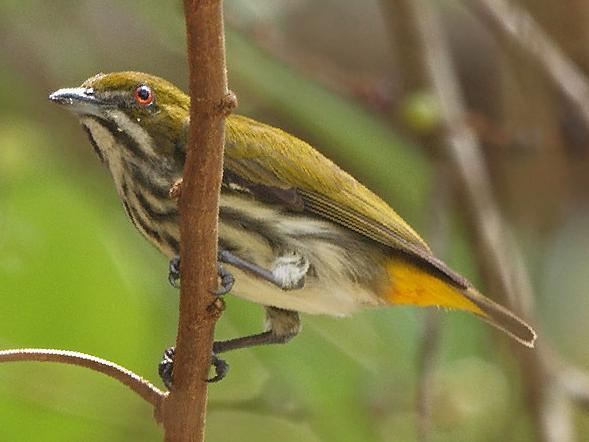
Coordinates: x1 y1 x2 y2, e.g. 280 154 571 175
167 255 234 295
158 346 176 390
158 346 230 389
215 263 234 296
168 256 181 288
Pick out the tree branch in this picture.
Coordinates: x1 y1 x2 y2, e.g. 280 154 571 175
396 1 577 441
466 0 589 128
2 3 233 439
379 4 449 437
415 310 441 442
415 163 452 442
0 348 165 416
559 366 589 412
161 0 232 440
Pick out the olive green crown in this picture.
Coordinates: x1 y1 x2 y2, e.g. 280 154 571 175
86 71 190 156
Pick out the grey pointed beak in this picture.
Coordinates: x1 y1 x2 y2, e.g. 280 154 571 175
49 87 98 105
49 87 106 117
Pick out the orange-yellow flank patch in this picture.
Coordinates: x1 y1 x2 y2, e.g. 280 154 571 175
385 259 484 315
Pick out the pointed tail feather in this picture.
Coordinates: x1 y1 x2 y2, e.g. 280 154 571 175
385 260 537 347
462 286 536 348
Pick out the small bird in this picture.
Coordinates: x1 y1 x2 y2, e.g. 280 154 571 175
50 72 535 381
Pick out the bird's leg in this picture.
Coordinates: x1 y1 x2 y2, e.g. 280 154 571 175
214 307 301 353
170 249 309 291
162 250 307 387
168 254 235 296
158 308 300 387
218 249 309 290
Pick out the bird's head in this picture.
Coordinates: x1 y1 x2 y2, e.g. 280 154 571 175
49 71 189 165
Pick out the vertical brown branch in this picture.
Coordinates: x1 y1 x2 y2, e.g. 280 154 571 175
162 1 230 440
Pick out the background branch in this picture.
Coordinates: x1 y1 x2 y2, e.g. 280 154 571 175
467 0 589 128
391 1 574 441
2 1 588 440
0 3 233 439
380 3 449 438
415 310 441 442
415 163 452 442
161 0 231 440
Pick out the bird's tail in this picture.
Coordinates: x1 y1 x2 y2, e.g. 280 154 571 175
384 259 536 347
460 286 536 347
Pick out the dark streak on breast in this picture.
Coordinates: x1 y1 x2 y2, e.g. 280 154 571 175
129 204 162 244
94 116 149 162
82 124 105 163
134 189 177 222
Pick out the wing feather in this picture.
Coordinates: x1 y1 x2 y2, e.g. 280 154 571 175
224 115 468 287
225 116 427 242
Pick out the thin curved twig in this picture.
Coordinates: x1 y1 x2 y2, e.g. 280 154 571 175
0 348 165 413
2 2 232 439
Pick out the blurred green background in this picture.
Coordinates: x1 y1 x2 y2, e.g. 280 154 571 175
1 1 589 441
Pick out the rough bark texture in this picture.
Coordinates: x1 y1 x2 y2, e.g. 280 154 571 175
162 1 229 440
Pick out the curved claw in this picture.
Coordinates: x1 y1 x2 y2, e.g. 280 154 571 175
207 353 229 383
159 346 176 390
158 347 229 388
214 263 234 296
168 256 181 289
168 256 234 295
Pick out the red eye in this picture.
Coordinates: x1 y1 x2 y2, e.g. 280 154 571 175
134 85 153 106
